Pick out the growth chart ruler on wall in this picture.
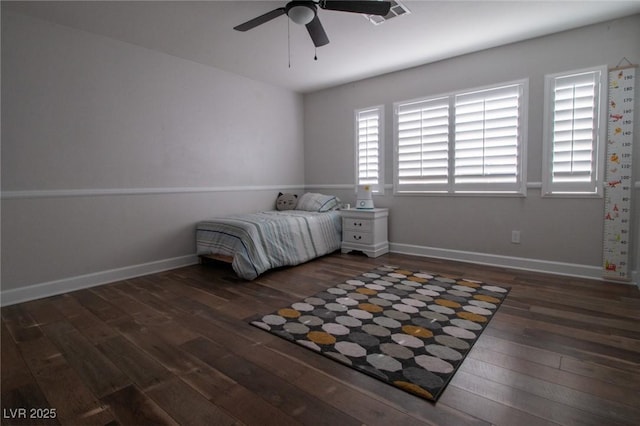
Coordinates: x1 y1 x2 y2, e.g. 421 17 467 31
603 64 635 281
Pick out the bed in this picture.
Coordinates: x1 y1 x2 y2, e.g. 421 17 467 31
196 193 342 280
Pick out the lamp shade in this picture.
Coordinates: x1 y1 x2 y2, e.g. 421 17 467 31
288 5 315 25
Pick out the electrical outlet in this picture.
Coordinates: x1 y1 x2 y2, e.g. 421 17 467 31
511 230 521 244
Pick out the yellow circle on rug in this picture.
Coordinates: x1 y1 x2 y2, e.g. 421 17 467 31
474 294 500 304
407 276 427 283
356 288 378 295
402 325 433 338
394 381 434 400
278 308 301 318
307 331 336 345
435 298 461 308
359 303 384 313
457 311 487 323
456 280 481 288
395 269 414 276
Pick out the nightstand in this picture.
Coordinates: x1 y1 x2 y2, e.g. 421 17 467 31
340 208 389 258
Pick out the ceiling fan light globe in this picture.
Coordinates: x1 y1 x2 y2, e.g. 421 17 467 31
288 5 315 25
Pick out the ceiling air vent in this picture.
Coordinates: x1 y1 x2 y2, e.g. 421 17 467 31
363 0 411 25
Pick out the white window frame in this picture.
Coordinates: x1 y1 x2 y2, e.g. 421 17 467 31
393 79 528 196
355 105 385 194
542 65 607 197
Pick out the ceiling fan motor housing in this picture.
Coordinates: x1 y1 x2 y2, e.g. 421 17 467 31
286 1 317 25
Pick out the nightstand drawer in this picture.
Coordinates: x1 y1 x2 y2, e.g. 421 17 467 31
343 230 374 245
343 218 373 232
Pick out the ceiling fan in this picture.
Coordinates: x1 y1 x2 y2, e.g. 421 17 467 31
233 1 392 47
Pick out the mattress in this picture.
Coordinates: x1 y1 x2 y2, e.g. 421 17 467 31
196 210 342 280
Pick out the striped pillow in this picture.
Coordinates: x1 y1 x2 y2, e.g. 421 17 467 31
296 193 339 212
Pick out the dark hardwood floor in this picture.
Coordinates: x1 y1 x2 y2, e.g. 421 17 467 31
2 252 640 425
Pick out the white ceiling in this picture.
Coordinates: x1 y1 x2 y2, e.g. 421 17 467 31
6 1 640 93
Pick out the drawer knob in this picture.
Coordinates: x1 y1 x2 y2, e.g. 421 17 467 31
354 222 362 227
353 235 362 240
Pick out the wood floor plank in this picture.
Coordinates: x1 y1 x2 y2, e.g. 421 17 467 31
41 321 130 398
178 366 237 401
17 335 117 425
1 322 34 393
97 335 172 391
485 317 640 372
21 298 66 327
1 382 60 426
529 304 640 335
459 356 640 423
68 289 129 323
146 377 239 426
1 253 639 426
101 384 178 426
181 337 362 426
472 334 562 369
90 284 172 325
63 311 121 345
150 277 229 310
170 304 279 351
559 355 640 391
290 366 437 426
523 327 640 368
1 304 43 342
114 317 202 375
0 331 60 426
212 384 302 426
497 308 640 353
439 385 558 426
509 287 640 320
45 294 92 320
468 345 639 407
449 369 619 426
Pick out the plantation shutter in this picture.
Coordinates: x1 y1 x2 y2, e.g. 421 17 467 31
454 84 523 191
357 107 381 189
396 97 450 191
549 71 601 192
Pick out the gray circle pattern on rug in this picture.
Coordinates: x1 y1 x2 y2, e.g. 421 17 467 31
250 265 509 401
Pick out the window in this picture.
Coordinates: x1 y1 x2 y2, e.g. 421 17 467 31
542 66 607 196
355 106 384 193
395 97 450 191
394 80 527 195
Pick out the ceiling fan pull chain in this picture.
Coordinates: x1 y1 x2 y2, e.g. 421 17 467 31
287 18 291 68
314 46 318 61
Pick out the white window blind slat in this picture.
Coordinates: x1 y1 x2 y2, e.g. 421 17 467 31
356 106 384 192
551 72 598 184
395 97 450 188
542 66 605 196
453 84 523 186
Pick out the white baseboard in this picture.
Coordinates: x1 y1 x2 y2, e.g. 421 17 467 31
389 242 626 283
0 254 199 307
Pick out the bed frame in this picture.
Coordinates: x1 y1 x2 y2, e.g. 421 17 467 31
199 253 234 264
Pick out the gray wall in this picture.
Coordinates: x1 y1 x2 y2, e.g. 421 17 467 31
304 15 640 276
2 9 639 302
1 11 304 294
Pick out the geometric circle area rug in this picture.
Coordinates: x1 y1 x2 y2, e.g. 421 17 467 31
249 265 510 402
